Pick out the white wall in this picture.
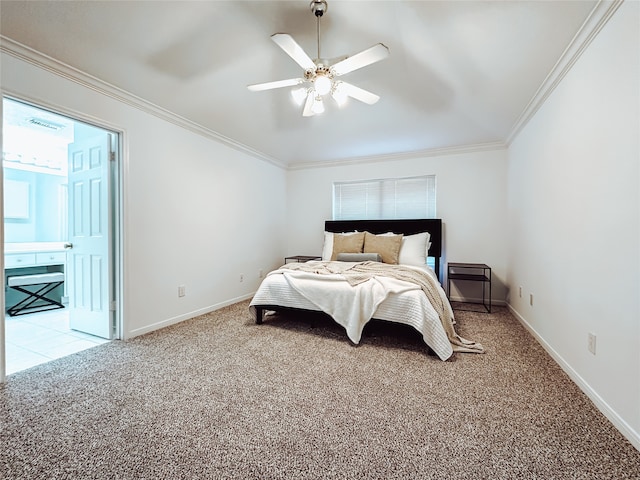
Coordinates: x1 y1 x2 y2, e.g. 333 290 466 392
507 0 639 448
1 52 288 340
286 147 509 302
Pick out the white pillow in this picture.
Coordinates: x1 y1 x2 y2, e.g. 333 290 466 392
396 231 431 266
321 232 333 261
321 231 359 261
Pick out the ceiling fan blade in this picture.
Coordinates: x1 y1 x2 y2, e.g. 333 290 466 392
271 33 316 71
339 82 380 105
302 92 315 117
331 43 390 76
247 78 303 92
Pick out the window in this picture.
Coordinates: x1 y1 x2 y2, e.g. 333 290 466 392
333 175 436 220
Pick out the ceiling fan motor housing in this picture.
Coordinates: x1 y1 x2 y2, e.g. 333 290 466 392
305 64 332 80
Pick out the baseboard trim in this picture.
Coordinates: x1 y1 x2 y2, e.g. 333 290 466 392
449 295 506 306
125 293 254 339
507 304 640 452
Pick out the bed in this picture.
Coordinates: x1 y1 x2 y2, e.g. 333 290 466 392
250 219 483 360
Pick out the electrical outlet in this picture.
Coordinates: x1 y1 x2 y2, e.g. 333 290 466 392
588 332 596 355
178 285 186 297
240 273 244 283
529 293 534 306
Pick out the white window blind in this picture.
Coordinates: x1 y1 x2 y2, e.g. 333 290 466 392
333 175 436 220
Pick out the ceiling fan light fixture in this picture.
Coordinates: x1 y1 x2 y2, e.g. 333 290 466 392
313 74 332 96
291 87 308 105
311 96 325 114
331 82 348 106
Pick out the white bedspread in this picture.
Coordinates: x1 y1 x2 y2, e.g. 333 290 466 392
251 261 484 360
281 269 419 344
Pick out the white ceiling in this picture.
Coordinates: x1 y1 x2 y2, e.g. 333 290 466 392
0 1 600 168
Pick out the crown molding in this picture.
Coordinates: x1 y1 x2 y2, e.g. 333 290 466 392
0 35 287 170
288 141 507 171
506 0 624 145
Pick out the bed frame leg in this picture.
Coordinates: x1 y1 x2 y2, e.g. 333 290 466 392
255 307 263 324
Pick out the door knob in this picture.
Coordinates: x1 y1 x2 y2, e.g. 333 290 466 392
64 242 73 249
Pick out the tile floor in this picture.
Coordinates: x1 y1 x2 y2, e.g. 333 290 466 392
4 308 110 375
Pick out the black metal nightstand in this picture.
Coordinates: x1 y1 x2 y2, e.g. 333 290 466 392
447 263 491 313
284 255 322 263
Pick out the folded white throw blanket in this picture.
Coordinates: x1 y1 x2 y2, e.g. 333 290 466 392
277 261 484 354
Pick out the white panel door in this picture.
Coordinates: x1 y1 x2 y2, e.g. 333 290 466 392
67 133 113 339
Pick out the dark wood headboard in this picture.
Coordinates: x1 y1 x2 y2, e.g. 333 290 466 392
324 219 443 278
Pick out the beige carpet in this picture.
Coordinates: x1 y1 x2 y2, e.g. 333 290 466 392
1 300 639 479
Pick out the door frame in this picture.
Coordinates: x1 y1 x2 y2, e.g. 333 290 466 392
0 93 125 382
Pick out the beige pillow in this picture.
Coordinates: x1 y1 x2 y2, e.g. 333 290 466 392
331 232 365 260
363 232 403 264
322 231 359 261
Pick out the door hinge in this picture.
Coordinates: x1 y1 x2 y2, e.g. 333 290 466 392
110 300 117 311
110 151 116 162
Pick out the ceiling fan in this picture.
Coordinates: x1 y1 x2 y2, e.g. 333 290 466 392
247 0 389 117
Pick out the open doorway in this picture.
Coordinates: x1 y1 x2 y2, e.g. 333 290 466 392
3 97 120 375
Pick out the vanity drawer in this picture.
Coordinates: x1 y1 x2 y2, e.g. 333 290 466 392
36 252 67 265
5 253 37 268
